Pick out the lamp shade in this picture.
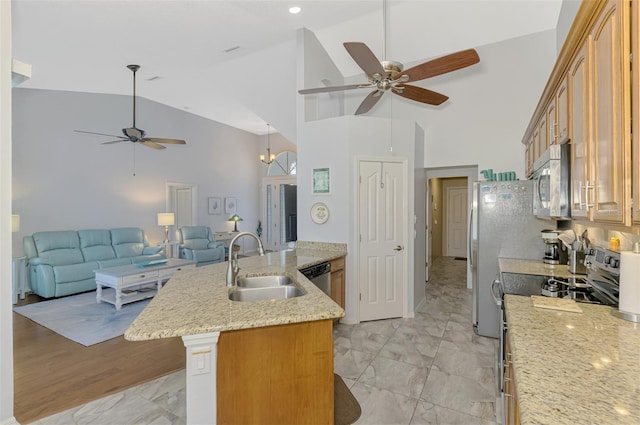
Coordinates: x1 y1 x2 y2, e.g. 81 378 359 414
11 214 20 233
157 213 175 226
228 214 243 232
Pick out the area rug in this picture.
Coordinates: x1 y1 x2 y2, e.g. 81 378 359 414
13 291 150 347
334 373 362 425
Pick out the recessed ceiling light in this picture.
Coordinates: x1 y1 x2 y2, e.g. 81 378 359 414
289 6 301 14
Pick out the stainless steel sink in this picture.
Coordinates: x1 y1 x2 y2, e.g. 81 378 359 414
228 285 306 302
236 275 293 288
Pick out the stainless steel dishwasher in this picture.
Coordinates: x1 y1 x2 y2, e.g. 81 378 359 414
300 262 331 296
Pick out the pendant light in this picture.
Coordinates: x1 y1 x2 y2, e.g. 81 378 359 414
260 123 276 165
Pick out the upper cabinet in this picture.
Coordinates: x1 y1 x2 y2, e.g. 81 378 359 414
522 0 632 226
569 41 590 219
633 0 640 225
588 0 631 224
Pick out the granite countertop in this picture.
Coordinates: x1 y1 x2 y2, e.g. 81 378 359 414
125 243 346 341
504 294 640 425
499 257 586 279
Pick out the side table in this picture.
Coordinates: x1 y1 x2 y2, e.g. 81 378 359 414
157 241 181 258
12 256 28 304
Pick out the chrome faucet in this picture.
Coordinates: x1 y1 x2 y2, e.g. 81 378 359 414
226 231 265 286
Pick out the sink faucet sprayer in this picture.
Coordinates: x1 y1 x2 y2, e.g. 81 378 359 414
226 231 265 286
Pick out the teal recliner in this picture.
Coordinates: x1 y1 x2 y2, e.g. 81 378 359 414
178 226 225 267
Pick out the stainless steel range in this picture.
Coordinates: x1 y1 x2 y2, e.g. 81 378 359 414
584 246 620 306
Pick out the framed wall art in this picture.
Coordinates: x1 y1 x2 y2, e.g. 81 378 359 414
312 167 331 195
208 197 222 215
225 197 237 214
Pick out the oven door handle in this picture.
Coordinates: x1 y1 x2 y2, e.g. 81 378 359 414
491 277 502 306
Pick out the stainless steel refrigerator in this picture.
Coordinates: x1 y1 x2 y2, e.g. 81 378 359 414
470 180 548 338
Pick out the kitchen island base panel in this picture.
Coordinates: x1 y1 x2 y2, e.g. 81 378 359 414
182 332 220 425
217 319 334 424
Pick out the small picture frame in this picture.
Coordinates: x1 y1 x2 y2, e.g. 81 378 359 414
208 197 222 215
225 197 237 214
312 167 331 195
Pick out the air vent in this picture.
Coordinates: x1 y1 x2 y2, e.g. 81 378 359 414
224 46 240 53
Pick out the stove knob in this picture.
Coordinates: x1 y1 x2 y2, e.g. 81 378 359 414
604 255 612 265
611 259 620 268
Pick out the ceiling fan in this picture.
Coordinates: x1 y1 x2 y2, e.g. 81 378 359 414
298 1 480 115
75 64 186 150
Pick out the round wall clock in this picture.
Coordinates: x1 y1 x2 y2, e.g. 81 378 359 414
310 202 329 224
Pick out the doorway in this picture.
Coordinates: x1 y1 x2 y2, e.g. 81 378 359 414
261 176 297 251
425 166 477 289
166 182 197 239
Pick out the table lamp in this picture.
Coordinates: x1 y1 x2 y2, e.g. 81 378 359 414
157 212 175 243
228 214 243 232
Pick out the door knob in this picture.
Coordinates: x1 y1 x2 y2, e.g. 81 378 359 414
394 245 403 251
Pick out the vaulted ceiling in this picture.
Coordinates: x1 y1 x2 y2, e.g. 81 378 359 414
12 0 564 135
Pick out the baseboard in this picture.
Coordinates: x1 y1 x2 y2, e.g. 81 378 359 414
0 416 20 425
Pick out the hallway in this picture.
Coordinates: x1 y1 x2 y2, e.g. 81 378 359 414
31 256 498 425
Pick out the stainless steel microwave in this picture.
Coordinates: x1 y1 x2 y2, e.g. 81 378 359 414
532 144 571 220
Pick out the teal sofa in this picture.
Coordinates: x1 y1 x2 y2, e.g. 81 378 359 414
23 228 165 298
178 226 225 267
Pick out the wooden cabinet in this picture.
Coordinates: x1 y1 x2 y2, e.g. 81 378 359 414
547 75 569 145
569 41 591 219
633 0 640 224
525 136 534 178
504 332 520 425
588 0 631 224
217 320 334 424
523 0 632 226
330 256 345 309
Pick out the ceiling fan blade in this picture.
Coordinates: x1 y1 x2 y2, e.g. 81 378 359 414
101 140 127 145
344 42 386 77
403 49 480 82
355 90 385 115
143 138 186 145
140 141 166 150
298 84 365 95
75 130 126 139
393 84 449 105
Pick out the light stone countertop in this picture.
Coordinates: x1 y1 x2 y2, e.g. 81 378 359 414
499 257 586 279
504 294 640 425
125 245 346 341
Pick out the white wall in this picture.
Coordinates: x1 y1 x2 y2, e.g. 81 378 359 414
297 115 417 323
0 1 17 422
12 88 262 255
557 0 582 53
343 29 558 180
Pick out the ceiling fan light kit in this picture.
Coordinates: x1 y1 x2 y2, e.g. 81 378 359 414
298 0 480 115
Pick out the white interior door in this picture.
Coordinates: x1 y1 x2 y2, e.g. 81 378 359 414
166 182 197 240
176 187 192 230
425 179 432 281
358 160 406 322
446 187 467 258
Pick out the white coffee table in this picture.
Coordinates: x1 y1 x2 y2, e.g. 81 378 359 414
95 258 196 310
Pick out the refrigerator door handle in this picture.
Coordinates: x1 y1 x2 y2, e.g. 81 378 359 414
468 208 474 267
491 277 502 307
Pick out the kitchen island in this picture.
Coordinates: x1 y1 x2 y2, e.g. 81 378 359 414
125 243 346 424
504 294 640 425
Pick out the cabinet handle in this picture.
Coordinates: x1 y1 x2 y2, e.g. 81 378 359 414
140 274 146 278
585 180 595 208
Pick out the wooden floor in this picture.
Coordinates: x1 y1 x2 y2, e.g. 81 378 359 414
13 294 186 424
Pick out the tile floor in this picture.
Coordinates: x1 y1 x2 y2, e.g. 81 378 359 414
31 256 499 425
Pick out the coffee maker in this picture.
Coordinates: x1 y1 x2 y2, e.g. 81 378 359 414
541 230 569 265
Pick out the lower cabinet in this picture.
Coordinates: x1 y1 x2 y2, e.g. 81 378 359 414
505 332 520 425
330 256 346 309
217 320 334 424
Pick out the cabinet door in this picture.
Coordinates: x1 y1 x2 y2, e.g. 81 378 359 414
546 98 557 145
633 0 640 224
537 115 548 155
589 0 631 225
556 76 569 144
569 42 591 220
330 257 345 309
